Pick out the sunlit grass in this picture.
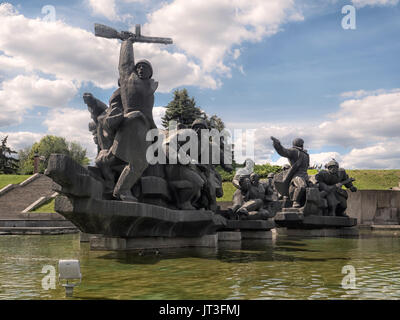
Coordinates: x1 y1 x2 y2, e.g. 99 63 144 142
30 198 56 213
0 175 31 189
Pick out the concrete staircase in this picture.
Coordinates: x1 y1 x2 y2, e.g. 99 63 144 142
0 174 57 218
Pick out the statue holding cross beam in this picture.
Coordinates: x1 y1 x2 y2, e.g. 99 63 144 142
92 24 173 201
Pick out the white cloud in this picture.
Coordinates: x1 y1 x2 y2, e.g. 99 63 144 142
145 0 303 76
342 142 400 169
227 88 400 169
0 54 27 74
0 131 44 152
319 90 400 147
152 106 166 128
309 152 342 168
0 3 119 89
87 0 145 21
0 75 79 127
136 43 219 91
340 88 400 99
87 0 119 21
43 108 97 160
352 0 399 8
0 3 221 93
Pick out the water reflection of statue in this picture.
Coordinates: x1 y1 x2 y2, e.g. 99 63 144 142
271 137 310 208
315 159 357 217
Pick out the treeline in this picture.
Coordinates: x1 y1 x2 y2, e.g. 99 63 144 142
18 135 89 174
0 135 90 175
217 163 282 182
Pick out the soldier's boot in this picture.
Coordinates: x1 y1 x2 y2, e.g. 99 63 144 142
292 186 306 208
113 163 138 202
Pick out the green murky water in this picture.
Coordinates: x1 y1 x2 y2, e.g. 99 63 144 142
0 231 400 300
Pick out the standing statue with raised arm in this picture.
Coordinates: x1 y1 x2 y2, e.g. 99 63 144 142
94 24 172 202
271 136 310 208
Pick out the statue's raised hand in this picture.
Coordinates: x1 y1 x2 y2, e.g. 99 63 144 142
270 136 280 145
119 30 134 41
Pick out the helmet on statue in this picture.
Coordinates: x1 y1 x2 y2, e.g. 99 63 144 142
135 59 153 78
292 138 304 148
325 159 339 169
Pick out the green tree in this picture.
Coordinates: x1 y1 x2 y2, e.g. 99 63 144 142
208 114 225 131
162 89 206 128
162 89 227 131
18 135 90 174
0 136 19 174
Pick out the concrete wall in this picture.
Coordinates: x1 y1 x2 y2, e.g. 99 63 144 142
347 190 400 225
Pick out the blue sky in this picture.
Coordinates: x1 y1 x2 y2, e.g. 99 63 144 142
0 0 399 168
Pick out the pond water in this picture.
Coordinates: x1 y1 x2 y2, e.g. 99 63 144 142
0 231 400 300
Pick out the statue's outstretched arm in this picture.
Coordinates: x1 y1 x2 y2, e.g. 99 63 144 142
272 140 292 159
118 39 135 80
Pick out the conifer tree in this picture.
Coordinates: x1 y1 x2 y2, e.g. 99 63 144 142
161 89 206 128
0 136 19 174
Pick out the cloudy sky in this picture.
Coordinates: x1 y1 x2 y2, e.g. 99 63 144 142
0 0 399 168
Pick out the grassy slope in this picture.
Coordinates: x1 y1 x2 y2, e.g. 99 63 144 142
31 198 55 213
218 170 400 202
0 175 31 189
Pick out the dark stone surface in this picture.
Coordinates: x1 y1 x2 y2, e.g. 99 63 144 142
220 219 275 231
270 136 309 207
55 195 226 238
274 212 357 229
45 154 104 199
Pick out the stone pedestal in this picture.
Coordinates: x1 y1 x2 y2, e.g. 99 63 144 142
218 219 275 240
90 234 218 250
55 195 226 238
223 219 275 231
277 227 359 237
241 230 273 239
79 232 100 242
217 231 241 241
274 211 358 237
275 211 357 229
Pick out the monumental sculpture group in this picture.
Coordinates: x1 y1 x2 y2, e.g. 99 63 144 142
45 23 358 249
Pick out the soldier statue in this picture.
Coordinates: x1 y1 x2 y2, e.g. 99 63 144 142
271 136 310 208
315 159 357 217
